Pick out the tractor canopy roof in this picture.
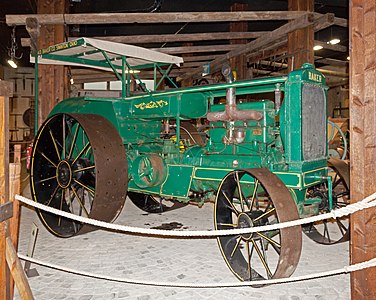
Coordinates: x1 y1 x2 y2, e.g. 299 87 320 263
31 37 183 72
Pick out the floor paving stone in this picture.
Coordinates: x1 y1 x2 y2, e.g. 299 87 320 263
13 184 350 299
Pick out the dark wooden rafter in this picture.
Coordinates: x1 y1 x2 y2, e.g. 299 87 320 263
152 44 240 55
20 32 269 46
314 57 349 67
178 13 315 80
77 31 269 44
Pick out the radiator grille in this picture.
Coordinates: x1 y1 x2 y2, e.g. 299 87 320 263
302 84 326 160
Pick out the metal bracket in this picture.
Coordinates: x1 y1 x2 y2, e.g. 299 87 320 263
24 223 39 278
0 202 13 222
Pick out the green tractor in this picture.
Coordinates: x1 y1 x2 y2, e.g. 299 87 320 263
30 38 350 282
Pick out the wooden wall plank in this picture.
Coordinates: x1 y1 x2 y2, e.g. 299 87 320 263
350 0 376 298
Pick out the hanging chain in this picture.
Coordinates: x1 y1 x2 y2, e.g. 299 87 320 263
8 26 23 60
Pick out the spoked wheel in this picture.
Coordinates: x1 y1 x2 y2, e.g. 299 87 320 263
214 169 302 282
30 113 128 237
127 192 187 213
303 158 350 244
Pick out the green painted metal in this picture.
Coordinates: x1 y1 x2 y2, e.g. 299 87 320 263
35 39 331 219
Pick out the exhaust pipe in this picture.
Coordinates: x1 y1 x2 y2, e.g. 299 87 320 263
207 64 263 122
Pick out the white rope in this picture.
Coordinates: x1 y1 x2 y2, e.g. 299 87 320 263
16 192 376 238
17 254 376 288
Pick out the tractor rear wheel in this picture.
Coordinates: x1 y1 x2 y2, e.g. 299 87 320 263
30 113 128 237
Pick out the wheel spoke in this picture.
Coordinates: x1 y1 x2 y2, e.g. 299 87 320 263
246 241 252 280
36 175 57 184
251 239 273 279
62 114 66 160
230 236 242 257
260 238 270 279
74 165 95 173
332 178 343 189
253 207 276 223
66 188 78 233
217 223 237 227
49 129 61 160
71 186 90 217
221 190 240 216
46 185 60 206
40 151 58 168
255 232 281 250
250 180 259 210
68 123 80 160
235 171 245 212
73 179 95 196
72 143 91 165
336 219 347 236
58 188 65 226
323 220 331 243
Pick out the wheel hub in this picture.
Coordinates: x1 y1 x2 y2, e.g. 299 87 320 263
237 212 254 240
56 160 72 188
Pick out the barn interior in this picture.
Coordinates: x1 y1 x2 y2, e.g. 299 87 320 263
0 1 375 299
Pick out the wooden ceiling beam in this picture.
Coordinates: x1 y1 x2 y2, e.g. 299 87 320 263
79 31 269 44
181 54 222 62
247 40 288 63
21 33 267 48
179 13 315 80
6 11 307 26
152 44 239 55
314 56 349 67
334 16 348 27
246 13 334 61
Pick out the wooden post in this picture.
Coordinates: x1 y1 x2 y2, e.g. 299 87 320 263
350 1 376 298
0 81 12 300
230 3 248 80
287 0 314 71
9 145 22 299
37 0 68 126
6 238 34 300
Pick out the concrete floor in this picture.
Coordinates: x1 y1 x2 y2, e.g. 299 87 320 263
14 184 350 300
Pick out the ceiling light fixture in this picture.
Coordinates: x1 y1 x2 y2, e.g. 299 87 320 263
313 45 323 51
347 56 350 61
7 59 17 69
328 38 341 45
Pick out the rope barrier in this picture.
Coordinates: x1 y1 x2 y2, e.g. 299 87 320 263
15 192 376 238
17 254 376 288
